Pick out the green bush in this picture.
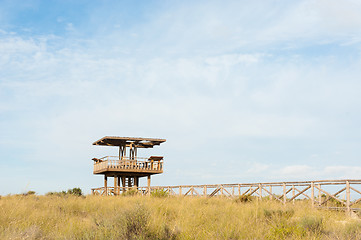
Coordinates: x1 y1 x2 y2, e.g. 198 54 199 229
122 188 139 196
23 191 36 196
300 216 323 234
263 209 295 220
67 188 83 196
46 188 83 197
124 204 150 239
235 194 253 203
151 189 169 198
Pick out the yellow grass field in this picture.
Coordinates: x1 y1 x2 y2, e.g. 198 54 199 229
1 194 361 239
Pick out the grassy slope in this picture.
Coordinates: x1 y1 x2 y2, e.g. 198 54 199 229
1 195 361 239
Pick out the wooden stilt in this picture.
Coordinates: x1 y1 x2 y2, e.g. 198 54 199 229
114 175 118 195
147 175 151 195
104 175 108 196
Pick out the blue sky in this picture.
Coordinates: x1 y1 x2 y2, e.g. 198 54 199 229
1 0 361 195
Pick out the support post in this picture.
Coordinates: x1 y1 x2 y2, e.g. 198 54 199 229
283 183 286 205
147 175 151 196
259 183 262 201
204 186 207 197
270 186 273 200
311 182 314 208
114 175 118 196
292 185 295 205
117 177 121 195
104 175 108 196
134 177 139 188
121 177 126 187
318 184 321 206
346 180 351 214
179 186 182 196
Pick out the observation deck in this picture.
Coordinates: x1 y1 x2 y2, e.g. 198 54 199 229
93 156 163 176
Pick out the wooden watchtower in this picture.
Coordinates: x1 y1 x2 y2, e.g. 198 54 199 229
91 136 166 196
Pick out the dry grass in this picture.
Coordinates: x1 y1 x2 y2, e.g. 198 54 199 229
1 194 361 239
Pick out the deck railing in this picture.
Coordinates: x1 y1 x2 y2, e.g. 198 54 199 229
93 156 163 172
91 179 361 213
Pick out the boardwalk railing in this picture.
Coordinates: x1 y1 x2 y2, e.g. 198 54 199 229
92 179 361 212
93 156 163 172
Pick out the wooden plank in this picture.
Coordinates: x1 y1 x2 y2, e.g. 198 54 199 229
209 187 221 197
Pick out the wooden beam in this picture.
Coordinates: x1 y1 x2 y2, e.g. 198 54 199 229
104 175 108 196
147 175 151 188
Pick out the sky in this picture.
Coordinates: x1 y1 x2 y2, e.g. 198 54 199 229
1 0 361 195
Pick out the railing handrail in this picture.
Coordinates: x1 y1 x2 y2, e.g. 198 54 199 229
93 158 163 172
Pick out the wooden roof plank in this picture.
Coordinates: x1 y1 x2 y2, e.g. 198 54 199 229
93 136 166 148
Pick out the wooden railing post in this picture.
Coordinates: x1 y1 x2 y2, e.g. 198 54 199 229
179 186 182 196
259 183 262 201
283 183 286 205
311 182 314 208
318 184 321 206
346 180 351 214
204 186 207 197
269 186 273 200
292 185 295 205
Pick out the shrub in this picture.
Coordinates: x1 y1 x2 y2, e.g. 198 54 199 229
67 188 83 196
46 188 83 197
124 204 150 239
263 209 294 220
235 194 253 203
151 189 169 198
122 188 139 196
23 191 36 196
300 216 323 234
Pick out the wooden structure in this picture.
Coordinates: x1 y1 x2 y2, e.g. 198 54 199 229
92 179 361 213
92 136 166 195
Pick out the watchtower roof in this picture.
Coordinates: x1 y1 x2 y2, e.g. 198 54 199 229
93 136 166 148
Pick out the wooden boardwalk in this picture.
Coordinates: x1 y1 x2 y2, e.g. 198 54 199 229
92 179 361 212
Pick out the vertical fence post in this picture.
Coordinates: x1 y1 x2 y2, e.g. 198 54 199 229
204 186 207 197
311 182 314 208
259 183 262 201
318 184 321 206
292 185 295 205
283 183 286 205
179 186 182 197
238 185 241 196
270 186 273 200
346 180 351 214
